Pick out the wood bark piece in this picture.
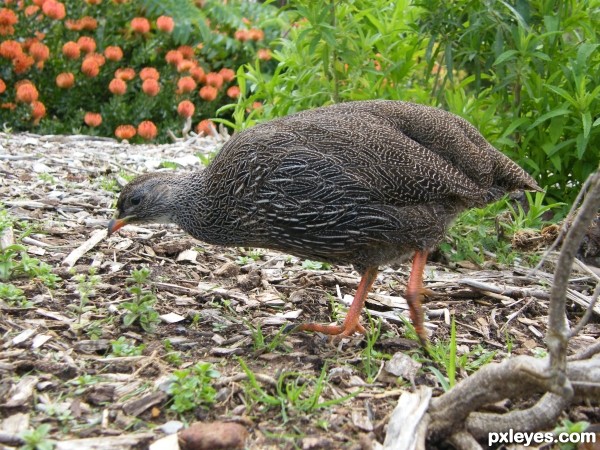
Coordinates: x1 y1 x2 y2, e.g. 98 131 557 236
55 432 155 450
383 386 431 450
62 229 107 268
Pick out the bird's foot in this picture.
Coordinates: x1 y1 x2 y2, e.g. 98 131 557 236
285 320 366 337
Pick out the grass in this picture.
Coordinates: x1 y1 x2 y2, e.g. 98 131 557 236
239 358 358 424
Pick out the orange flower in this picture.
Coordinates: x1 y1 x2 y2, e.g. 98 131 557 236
115 125 136 140
56 72 75 89
81 58 100 77
41 0 66 20
86 0 102 4
32 0 45 6
104 46 123 61
77 36 96 54
0 79 6 94
176 59 194 73
142 78 160 96
62 41 80 59
84 112 102 127
79 16 97 30
15 82 38 103
115 67 135 81
177 45 194 59
196 119 215 136
226 85 240 99
65 19 82 31
1 102 16 110
137 120 157 140
131 17 150 34
204 72 223 89
0 25 15 36
29 42 49 62
139 67 159 80
0 8 18 26
25 5 39 16
85 53 105 67
257 48 272 61
234 29 249 42
0 40 22 59
13 54 34 74
248 28 264 41
177 76 196 94
218 68 235 83
251 101 263 111
177 100 194 118
190 66 205 83
31 100 46 122
165 50 183 66
156 15 174 33
109 78 126 95
199 85 217 101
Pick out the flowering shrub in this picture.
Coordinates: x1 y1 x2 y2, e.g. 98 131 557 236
0 0 279 142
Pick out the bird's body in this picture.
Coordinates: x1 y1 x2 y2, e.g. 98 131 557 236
109 100 540 342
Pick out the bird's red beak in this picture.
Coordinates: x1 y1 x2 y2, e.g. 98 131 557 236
107 218 127 236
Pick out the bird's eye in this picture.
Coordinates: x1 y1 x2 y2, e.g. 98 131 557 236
130 196 142 206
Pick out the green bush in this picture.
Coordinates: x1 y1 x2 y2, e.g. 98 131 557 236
229 0 599 207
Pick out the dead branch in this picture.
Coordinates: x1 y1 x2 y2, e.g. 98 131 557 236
422 169 600 447
547 170 600 391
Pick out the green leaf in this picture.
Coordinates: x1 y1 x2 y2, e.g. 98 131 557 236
528 108 571 130
493 49 518 66
582 111 592 139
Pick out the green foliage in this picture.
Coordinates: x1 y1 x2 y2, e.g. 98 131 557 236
426 320 496 391
109 336 146 357
361 315 389 383
121 268 160 332
301 260 331 270
246 322 290 353
0 243 59 288
167 362 220 413
19 424 55 450
553 419 590 450
238 358 357 423
225 0 431 130
0 282 31 307
69 268 101 323
418 0 600 205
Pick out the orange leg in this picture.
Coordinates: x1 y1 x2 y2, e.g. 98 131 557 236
293 266 379 337
406 250 429 346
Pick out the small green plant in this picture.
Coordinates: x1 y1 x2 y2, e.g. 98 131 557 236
246 322 290 353
158 161 182 170
68 374 100 395
38 173 56 184
121 268 160 332
361 314 389 383
98 177 120 193
0 244 26 282
69 269 101 324
239 358 357 423
502 191 564 234
18 252 60 288
163 339 183 367
167 362 221 414
301 260 332 270
553 419 590 450
0 282 31 307
109 337 146 357
19 424 55 450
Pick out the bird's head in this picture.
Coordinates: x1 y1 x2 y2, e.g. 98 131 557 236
108 173 176 236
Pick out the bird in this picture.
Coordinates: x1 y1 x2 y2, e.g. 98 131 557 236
108 100 541 344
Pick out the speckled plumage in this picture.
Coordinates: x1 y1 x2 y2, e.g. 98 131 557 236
114 100 539 274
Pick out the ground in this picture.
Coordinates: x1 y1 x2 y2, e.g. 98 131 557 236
0 131 598 449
